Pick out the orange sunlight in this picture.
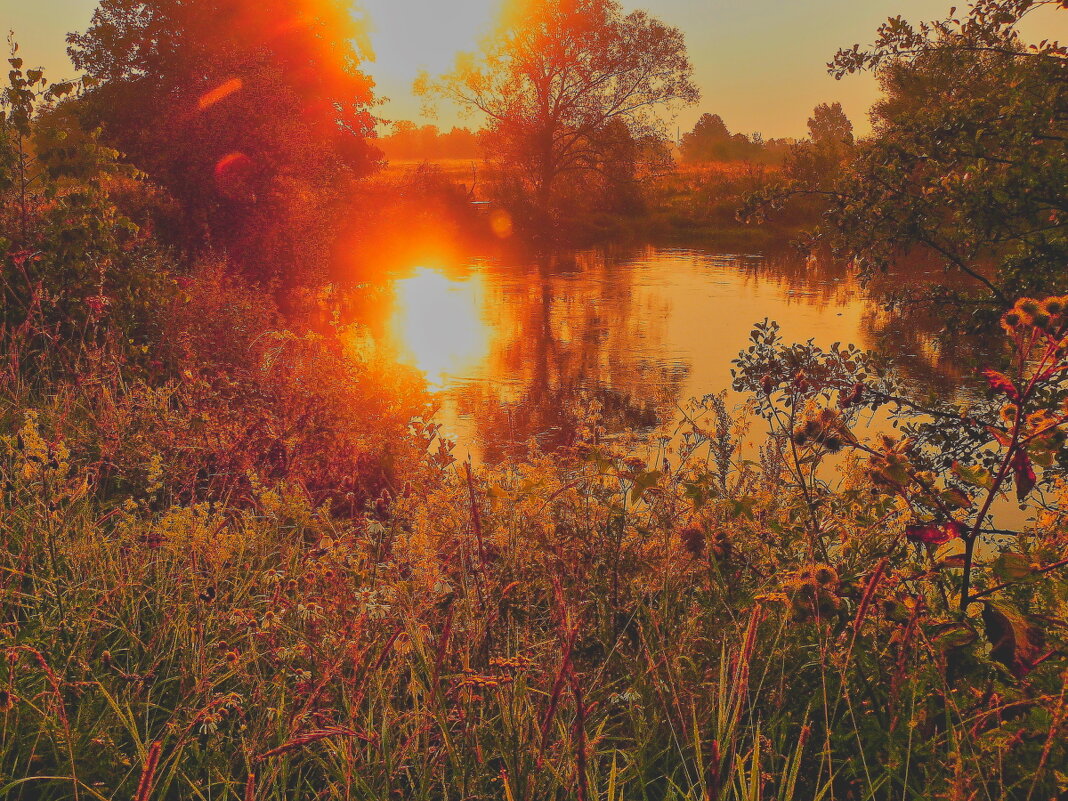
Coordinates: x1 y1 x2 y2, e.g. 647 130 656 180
388 266 492 386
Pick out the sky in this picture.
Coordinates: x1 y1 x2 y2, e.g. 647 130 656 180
2 0 1066 139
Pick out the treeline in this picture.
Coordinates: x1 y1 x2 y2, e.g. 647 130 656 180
679 112 796 165
378 122 482 161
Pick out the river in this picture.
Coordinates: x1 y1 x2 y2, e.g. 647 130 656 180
358 244 986 464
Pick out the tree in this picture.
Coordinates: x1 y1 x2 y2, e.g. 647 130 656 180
780 102 856 187
1 46 170 368
823 0 1067 306
806 102 853 148
67 0 380 284
422 0 698 228
680 113 731 162
745 0 1066 315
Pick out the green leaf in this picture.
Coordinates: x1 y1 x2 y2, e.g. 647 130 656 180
928 621 977 652
951 461 993 489
629 470 662 503
991 551 1036 583
981 601 1046 678
940 487 973 509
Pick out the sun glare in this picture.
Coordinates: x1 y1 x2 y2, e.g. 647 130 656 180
389 267 491 386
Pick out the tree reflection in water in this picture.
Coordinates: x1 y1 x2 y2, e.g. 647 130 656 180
360 245 984 463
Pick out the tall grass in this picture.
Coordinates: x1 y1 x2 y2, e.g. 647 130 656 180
3 370 1065 798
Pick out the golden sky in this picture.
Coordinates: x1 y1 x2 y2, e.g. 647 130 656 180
3 0 1065 138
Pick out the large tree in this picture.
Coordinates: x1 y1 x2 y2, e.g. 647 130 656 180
826 0 1067 305
67 0 380 283
745 0 1066 313
424 0 698 227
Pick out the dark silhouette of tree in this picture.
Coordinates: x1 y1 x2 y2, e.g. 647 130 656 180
67 0 380 284
779 102 856 188
422 0 698 229
680 113 732 162
807 102 854 149
680 113 793 165
824 0 1067 306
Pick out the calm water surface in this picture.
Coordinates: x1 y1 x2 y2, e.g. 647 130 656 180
365 245 977 462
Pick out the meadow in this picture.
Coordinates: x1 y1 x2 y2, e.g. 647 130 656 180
2 0 1067 797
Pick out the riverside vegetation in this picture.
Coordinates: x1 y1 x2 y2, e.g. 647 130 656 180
3 0 1068 799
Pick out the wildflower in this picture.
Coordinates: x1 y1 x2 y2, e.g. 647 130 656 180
788 580 842 622
224 651 240 665
146 454 164 495
1000 310 1022 334
489 655 536 671
678 525 705 558
1041 295 1067 317
85 294 112 322
0 689 14 712
811 565 839 588
754 591 788 604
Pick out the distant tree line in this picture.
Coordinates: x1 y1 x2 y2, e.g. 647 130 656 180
378 122 482 162
679 113 795 165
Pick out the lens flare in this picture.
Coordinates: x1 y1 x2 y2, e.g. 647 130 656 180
213 152 256 200
198 78 244 111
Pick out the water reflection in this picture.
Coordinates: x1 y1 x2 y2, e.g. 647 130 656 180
368 245 968 462
388 267 491 386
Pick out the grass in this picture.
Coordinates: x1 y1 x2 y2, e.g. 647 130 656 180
3 355 1067 798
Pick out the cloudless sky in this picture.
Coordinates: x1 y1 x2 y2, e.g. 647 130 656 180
2 0 1065 138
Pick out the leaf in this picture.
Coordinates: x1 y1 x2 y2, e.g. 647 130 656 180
629 470 662 503
952 461 993 489
726 497 757 520
981 601 1046 678
991 551 1035 583
940 487 973 509
928 621 978 652
981 369 1021 402
986 426 1012 447
1010 450 1036 502
905 520 963 546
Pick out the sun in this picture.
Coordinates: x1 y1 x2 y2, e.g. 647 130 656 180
388 266 492 386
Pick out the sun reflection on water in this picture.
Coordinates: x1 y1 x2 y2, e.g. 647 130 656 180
389 266 491 386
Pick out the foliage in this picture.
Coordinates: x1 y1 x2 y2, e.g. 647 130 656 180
746 0 1068 315
421 0 699 230
2 298 1068 798
0 45 171 372
379 122 483 162
66 0 381 284
679 113 793 166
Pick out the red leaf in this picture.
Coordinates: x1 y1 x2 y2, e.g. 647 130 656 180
981 369 1021 402
1010 450 1036 502
905 521 962 546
